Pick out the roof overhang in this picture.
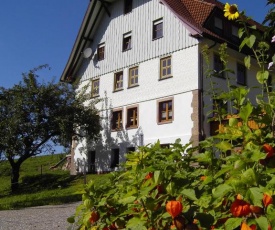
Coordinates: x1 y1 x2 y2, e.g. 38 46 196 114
60 0 115 83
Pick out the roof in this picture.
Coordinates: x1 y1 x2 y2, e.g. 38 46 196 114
60 0 262 82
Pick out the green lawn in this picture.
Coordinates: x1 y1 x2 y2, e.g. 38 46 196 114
0 154 111 210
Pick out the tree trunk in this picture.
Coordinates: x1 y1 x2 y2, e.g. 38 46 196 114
11 164 20 192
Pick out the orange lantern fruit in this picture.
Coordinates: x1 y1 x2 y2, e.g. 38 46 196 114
263 144 274 158
230 199 251 217
89 211 100 224
166 200 183 218
263 193 273 207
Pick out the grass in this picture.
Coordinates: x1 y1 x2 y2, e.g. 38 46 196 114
0 154 111 210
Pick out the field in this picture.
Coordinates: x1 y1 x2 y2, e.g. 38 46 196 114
0 154 110 210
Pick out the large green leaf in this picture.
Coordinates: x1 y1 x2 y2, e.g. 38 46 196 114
246 187 263 207
244 55 251 69
256 70 269 84
241 168 257 186
224 218 242 230
118 196 136 205
212 184 233 199
215 141 232 152
255 216 269 230
239 102 253 124
126 217 147 230
246 34 256 48
181 188 198 201
267 205 275 227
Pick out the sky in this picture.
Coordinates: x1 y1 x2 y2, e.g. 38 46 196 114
0 0 272 89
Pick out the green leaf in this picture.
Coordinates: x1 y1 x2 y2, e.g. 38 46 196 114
229 117 238 127
224 218 242 230
241 168 257 186
118 196 136 204
181 188 198 201
244 55 251 69
267 205 275 227
256 70 269 84
215 141 232 152
255 216 269 230
239 37 248 51
126 217 147 230
214 166 232 179
246 34 256 48
239 102 253 124
166 182 175 195
212 184 233 199
153 170 161 185
246 187 263 207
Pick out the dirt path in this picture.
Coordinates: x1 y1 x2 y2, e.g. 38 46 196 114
0 202 81 230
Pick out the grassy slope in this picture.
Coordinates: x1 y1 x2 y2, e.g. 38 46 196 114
0 154 110 210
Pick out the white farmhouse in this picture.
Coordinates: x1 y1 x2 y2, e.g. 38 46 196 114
60 0 264 175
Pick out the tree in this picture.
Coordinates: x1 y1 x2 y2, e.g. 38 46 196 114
0 65 101 191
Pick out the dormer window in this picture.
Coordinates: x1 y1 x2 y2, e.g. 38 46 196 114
124 0 133 14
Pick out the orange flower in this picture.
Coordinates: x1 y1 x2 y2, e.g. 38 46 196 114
236 194 243 200
263 193 273 207
230 199 251 217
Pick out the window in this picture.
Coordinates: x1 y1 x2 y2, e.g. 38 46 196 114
126 106 138 128
126 147 135 153
91 79 100 97
160 56 172 79
128 66 138 87
158 98 173 124
214 54 224 78
97 43 105 61
214 17 223 35
110 149 119 168
88 150 96 173
160 144 170 149
112 109 123 130
237 63 246 85
123 32 132 51
153 18 163 39
114 71 123 91
124 0 132 14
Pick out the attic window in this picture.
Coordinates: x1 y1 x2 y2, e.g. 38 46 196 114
97 43 105 61
214 17 223 35
124 0 132 14
122 32 132 51
153 18 163 40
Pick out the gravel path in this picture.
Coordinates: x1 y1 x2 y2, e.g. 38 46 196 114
0 202 81 230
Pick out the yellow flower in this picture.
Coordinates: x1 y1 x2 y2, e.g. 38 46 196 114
224 3 239 20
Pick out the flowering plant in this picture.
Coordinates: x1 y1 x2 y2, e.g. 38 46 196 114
68 2 275 230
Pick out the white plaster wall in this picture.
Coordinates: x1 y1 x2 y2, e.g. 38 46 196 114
74 45 199 172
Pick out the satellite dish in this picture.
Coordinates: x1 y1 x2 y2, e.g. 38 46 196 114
83 48 92 58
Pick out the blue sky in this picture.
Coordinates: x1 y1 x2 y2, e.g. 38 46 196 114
0 0 271 89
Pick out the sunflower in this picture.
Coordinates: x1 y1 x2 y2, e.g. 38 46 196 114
224 3 239 20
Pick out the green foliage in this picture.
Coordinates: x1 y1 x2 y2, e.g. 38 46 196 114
0 65 101 191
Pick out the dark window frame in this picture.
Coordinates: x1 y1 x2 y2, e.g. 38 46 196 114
122 32 132 51
236 63 246 85
214 54 225 78
97 43 105 61
153 18 163 40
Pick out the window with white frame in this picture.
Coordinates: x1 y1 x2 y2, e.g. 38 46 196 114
153 18 163 39
123 32 132 51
